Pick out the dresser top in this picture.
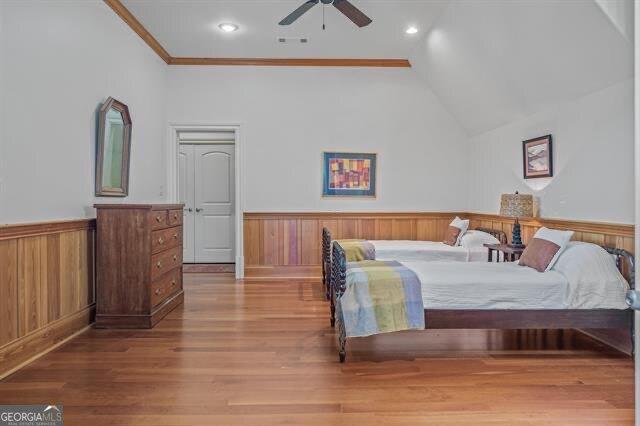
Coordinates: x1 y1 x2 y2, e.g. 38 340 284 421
94 204 184 210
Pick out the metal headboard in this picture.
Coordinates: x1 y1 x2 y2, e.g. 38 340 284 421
474 227 508 245
604 246 635 290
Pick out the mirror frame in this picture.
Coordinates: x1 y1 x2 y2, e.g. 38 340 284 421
95 97 132 197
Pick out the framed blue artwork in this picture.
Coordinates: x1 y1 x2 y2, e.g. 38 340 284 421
322 152 377 197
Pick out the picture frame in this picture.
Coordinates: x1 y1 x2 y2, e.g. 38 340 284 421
322 152 377 198
522 135 553 179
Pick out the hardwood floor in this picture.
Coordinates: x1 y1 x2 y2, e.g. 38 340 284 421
0 274 633 425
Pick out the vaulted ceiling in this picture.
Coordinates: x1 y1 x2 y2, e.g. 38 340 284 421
409 0 634 135
120 0 633 136
121 0 449 59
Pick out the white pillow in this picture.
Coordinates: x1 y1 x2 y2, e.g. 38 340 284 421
552 242 629 309
449 216 469 246
519 227 574 272
460 230 500 248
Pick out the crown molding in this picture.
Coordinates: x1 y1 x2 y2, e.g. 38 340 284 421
103 0 412 68
103 0 171 64
169 57 412 67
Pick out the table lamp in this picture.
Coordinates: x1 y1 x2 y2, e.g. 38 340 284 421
500 191 533 248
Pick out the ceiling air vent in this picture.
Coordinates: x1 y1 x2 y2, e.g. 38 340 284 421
277 37 309 44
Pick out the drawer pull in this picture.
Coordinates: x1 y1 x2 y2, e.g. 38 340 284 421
173 255 178 261
173 213 178 220
155 289 161 296
158 237 164 244
156 261 162 269
173 233 178 239
156 216 162 223
171 279 176 286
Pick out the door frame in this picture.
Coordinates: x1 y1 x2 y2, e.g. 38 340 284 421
635 1 639 419
167 123 244 279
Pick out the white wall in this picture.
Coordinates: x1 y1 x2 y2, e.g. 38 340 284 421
0 1 168 224
0 4 5 221
468 79 634 223
166 66 469 212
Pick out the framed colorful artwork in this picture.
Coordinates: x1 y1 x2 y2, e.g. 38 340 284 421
522 135 553 179
322 152 377 197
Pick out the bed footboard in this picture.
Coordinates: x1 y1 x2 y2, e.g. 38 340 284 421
605 246 635 354
322 227 332 301
332 242 347 362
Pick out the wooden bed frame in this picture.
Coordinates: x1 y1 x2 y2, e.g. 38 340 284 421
330 240 635 363
322 226 508 327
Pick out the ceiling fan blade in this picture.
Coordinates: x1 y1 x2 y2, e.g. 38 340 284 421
279 0 319 25
332 0 372 27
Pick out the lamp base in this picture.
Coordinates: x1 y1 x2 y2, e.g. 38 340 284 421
511 219 523 247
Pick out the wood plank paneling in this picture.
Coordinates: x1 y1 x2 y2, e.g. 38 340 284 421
18 236 44 335
244 212 635 278
468 214 634 253
0 219 95 379
262 220 279 266
244 212 460 278
0 240 18 346
0 306 94 380
243 219 261 267
300 219 319 265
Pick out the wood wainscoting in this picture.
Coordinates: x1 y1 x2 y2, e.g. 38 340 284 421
243 212 635 278
0 219 96 379
468 213 635 254
243 212 463 278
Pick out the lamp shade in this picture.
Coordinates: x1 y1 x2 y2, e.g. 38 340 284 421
500 192 533 218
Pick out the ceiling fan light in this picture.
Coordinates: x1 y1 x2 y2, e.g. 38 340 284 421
219 23 239 33
406 26 418 35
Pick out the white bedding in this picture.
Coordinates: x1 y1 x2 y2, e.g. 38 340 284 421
372 240 489 263
401 260 628 310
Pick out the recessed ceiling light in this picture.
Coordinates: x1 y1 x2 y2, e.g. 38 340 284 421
406 26 419 35
219 23 239 33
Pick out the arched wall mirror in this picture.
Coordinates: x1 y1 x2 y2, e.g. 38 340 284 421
96 97 132 197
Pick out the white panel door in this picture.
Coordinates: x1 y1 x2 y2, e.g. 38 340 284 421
178 145 196 263
194 144 235 263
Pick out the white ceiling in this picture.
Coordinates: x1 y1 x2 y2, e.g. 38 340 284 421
121 0 449 58
122 0 633 138
410 0 634 135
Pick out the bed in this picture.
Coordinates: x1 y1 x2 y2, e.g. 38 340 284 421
330 240 634 362
321 226 507 301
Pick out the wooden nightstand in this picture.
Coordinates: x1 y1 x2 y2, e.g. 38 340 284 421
484 243 526 262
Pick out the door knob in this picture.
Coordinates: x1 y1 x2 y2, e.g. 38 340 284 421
185 208 193 212
195 208 202 213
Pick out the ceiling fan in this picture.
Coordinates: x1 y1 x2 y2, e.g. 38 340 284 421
279 0 372 28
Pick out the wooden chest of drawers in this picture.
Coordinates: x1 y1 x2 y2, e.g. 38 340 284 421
94 204 185 328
